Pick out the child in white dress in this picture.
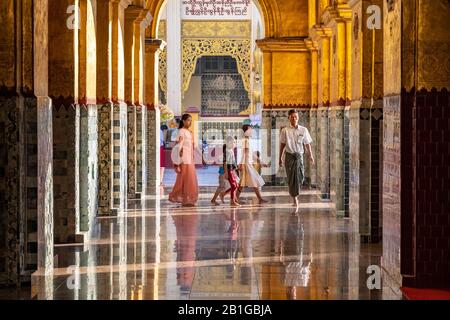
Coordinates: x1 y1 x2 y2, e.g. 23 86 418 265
237 125 268 204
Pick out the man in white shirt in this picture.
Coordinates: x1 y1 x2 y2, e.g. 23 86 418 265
279 109 315 208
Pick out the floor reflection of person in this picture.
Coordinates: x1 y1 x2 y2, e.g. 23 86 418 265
237 208 257 286
169 114 199 207
172 212 199 295
279 212 313 300
225 209 239 266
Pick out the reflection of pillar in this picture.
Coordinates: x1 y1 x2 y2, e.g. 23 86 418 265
118 215 128 299
144 39 165 193
166 0 182 116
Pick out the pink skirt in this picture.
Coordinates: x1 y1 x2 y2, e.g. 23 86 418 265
169 164 199 206
160 146 165 167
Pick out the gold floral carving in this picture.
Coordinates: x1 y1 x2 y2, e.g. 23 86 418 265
157 20 167 92
158 20 166 40
182 38 251 93
182 20 251 38
159 48 167 92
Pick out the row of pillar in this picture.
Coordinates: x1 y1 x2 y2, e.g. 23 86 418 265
307 0 383 243
0 0 166 285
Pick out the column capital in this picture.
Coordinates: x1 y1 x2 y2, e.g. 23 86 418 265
110 0 133 9
136 9 150 25
322 4 352 26
145 38 166 54
305 38 319 51
125 6 146 22
141 11 153 29
310 26 333 42
256 38 309 53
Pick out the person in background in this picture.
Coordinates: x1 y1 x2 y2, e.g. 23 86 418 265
160 125 167 186
169 114 199 207
237 125 268 204
210 143 230 206
224 137 241 207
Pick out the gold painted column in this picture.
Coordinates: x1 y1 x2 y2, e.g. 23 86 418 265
78 0 99 237
348 0 384 244
124 6 142 200
306 40 319 188
323 4 352 215
144 39 164 194
96 0 114 216
47 0 83 243
308 0 317 30
33 0 54 298
111 0 131 213
381 0 450 290
311 26 332 199
135 11 152 196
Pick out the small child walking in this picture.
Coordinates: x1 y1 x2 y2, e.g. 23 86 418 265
224 137 241 207
211 146 230 206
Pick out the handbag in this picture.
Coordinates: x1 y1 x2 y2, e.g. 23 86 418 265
171 144 182 166
277 165 287 178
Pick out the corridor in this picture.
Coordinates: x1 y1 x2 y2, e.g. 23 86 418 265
1 0 449 300
31 187 403 300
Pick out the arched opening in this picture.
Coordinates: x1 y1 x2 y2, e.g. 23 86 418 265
154 0 266 187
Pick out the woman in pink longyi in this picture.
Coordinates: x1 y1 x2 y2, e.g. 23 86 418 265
169 114 199 207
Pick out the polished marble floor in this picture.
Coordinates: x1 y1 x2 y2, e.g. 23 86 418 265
30 186 404 300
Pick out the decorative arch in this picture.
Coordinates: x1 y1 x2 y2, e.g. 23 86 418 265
182 38 251 94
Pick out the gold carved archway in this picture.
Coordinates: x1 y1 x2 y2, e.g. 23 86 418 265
182 38 251 94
